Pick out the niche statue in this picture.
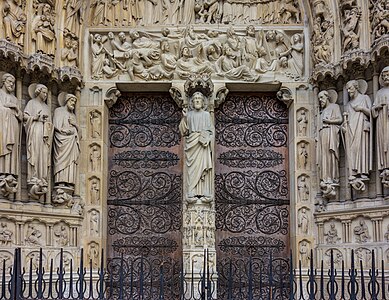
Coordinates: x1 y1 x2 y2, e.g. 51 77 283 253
0 73 22 198
53 93 81 193
372 66 389 186
24 84 53 197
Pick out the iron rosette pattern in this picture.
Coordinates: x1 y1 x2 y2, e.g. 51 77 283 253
109 95 181 148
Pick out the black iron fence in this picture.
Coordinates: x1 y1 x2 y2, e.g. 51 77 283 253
0 248 388 299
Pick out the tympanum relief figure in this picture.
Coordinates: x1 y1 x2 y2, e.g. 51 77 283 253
2 0 26 46
372 67 389 187
24 84 53 199
179 92 214 201
317 90 342 198
0 73 22 198
53 93 81 194
342 80 372 191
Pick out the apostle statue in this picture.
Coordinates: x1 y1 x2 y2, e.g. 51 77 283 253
0 73 22 198
372 66 389 187
317 90 342 197
53 93 80 192
179 92 214 199
342 80 372 190
24 84 53 189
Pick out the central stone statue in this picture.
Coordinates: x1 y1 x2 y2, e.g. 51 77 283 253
179 91 214 199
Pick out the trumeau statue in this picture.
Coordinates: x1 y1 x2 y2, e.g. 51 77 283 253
372 66 389 187
343 80 372 191
53 93 80 191
2 0 27 46
24 84 53 189
0 73 22 198
32 2 56 56
317 90 342 198
179 91 214 200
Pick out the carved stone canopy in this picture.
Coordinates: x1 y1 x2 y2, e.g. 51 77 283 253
184 74 214 99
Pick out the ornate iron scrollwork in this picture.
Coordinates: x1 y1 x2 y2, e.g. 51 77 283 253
215 95 288 148
108 93 182 283
108 170 181 204
218 149 284 169
112 150 180 169
215 93 289 298
109 95 181 148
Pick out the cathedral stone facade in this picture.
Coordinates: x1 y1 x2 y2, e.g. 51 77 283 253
0 0 389 290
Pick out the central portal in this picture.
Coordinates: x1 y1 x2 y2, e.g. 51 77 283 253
107 91 289 298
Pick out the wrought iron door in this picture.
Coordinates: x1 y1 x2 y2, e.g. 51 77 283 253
215 93 290 299
107 93 183 299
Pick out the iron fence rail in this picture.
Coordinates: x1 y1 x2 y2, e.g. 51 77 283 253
0 248 388 299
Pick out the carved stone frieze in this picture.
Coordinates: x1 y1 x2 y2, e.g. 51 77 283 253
89 28 304 82
89 0 302 27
